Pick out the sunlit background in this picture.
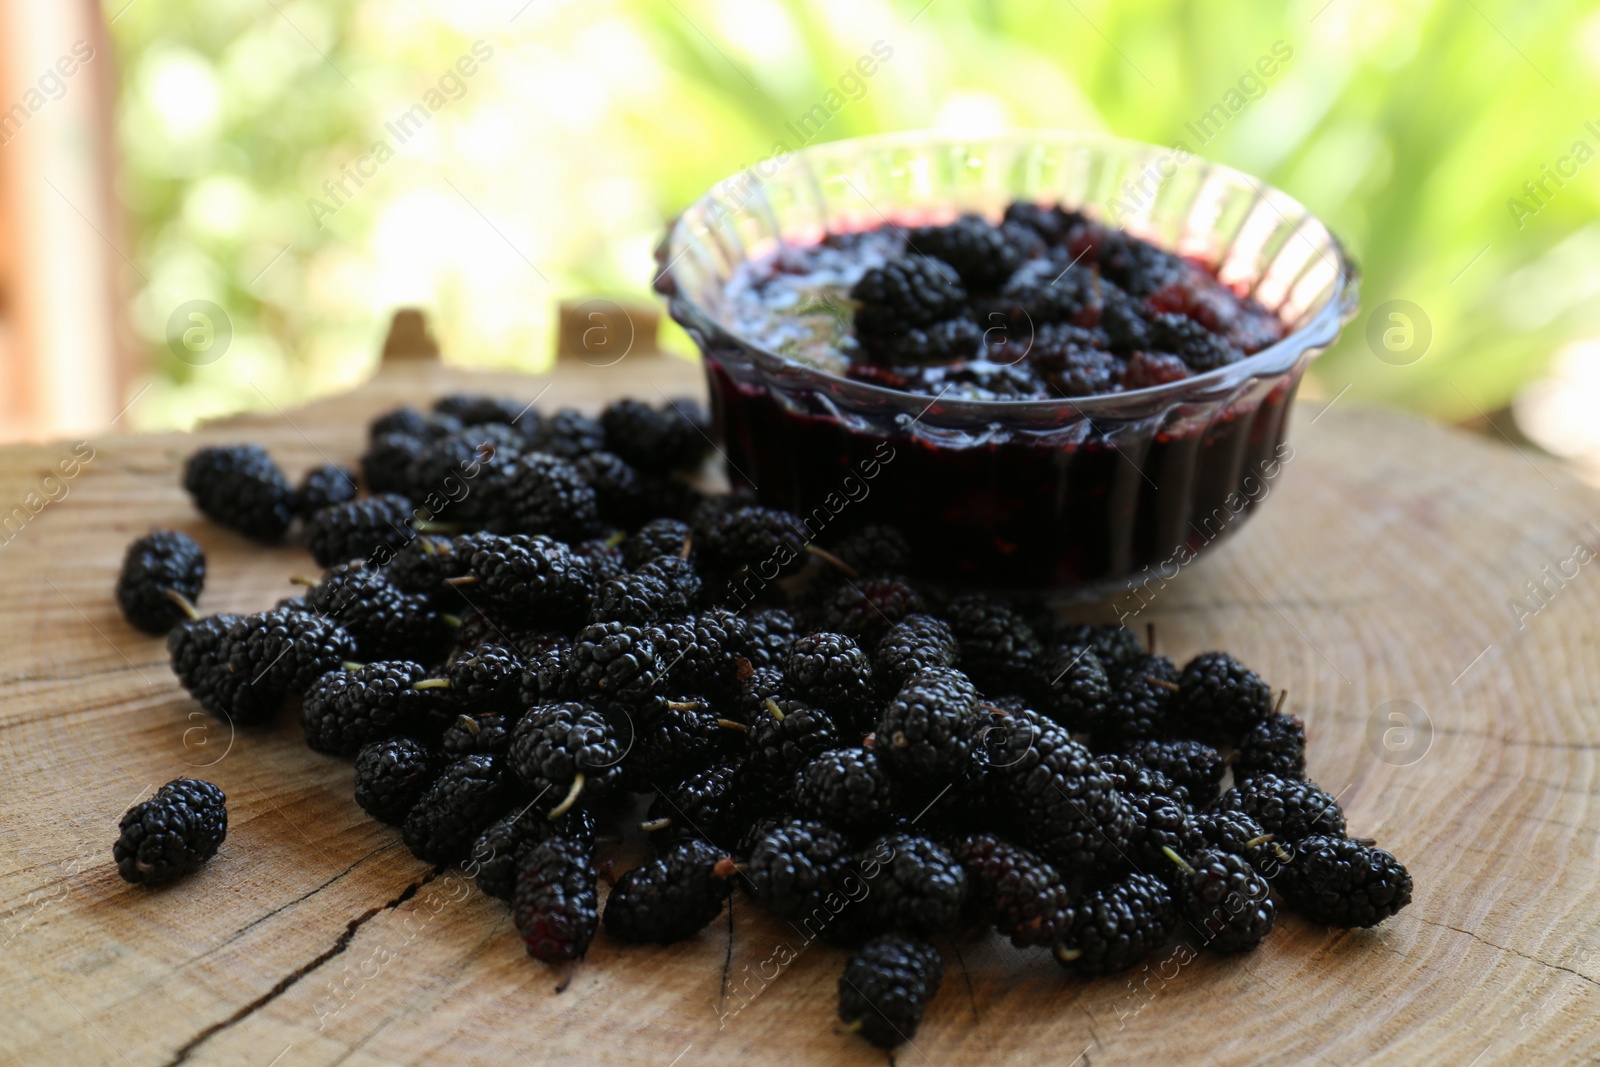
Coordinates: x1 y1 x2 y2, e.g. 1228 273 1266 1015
2 0 1598 479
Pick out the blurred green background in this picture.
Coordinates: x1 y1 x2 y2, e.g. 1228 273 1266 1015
106 0 1600 433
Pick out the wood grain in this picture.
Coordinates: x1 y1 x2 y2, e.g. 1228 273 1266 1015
2 357 1597 1067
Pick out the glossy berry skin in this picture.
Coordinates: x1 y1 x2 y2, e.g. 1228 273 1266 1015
700 505 810 576
400 754 511 864
603 838 735 943
471 807 596 901
793 748 894 835
294 463 359 516
600 398 710 474
113 779 227 885
645 763 749 851
183 444 295 542
1054 872 1178 977
1174 848 1276 953
353 737 439 824
571 621 666 701
942 595 1043 695
1176 651 1274 742
301 565 450 663
222 607 358 700
1039 643 1111 732
304 494 416 568
863 833 967 936
874 614 959 694
1192 810 1287 879
744 698 841 797
621 518 694 569
1216 774 1346 843
837 933 943 1049
512 836 599 962
1119 739 1226 804
740 818 852 920
849 255 969 339
300 660 435 758
440 643 526 711
1235 713 1308 782
742 607 799 670
167 612 244 718
785 633 875 727
459 533 594 629
503 452 599 542
949 832 1068 947
1280 836 1413 928
507 702 627 806
115 530 206 634
1102 654 1180 742
876 667 978 781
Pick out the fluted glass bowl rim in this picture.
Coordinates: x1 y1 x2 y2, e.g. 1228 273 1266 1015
666 129 1359 420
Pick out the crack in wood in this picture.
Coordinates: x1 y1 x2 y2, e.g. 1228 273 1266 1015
1414 917 1600 990
163 868 440 1065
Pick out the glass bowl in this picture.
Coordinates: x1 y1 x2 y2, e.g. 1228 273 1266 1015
660 131 1359 596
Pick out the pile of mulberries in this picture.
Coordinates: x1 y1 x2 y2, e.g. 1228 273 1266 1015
789 202 1287 400
115 389 1411 1053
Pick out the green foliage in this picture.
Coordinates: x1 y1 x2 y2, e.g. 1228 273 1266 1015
105 0 1600 426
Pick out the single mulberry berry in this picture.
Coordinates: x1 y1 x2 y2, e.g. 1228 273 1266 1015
655 609 749 697
1055 623 1144 669
471 806 595 901
361 433 427 496
1236 712 1308 782
1039 643 1111 732
622 517 693 569
294 464 359 516
503 452 599 542
1164 847 1276 953
850 255 969 340
785 632 875 728
517 406 599 457
600 398 710 474
1118 739 1226 804
1216 774 1346 842
701 505 810 577
744 697 841 797
353 737 440 824
458 533 594 628
441 711 514 757
742 607 799 670
1053 872 1178 977
113 778 227 885
1102 654 1181 742
793 748 894 834
116 530 206 634
572 451 645 524
508 701 628 816
876 667 978 781
874 614 960 694
828 525 911 575
1147 311 1242 373
573 536 628 585
589 570 682 626
512 835 599 962
1279 835 1412 927
814 576 925 647
949 832 1068 947
516 632 578 705
837 933 943 1049
183 444 295 542
298 564 450 663
1176 651 1274 742
221 607 357 716
401 753 511 864
387 534 465 596
572 621 667 701
643 762 750 851
907 215 1025 290
942 594 1043 695
305 494 416 568
301 660 436 757
740 818 852 919
603 838 736 943
1192 810 1288 878
630 698 742 784
427 643 527 711
863 832 967 935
